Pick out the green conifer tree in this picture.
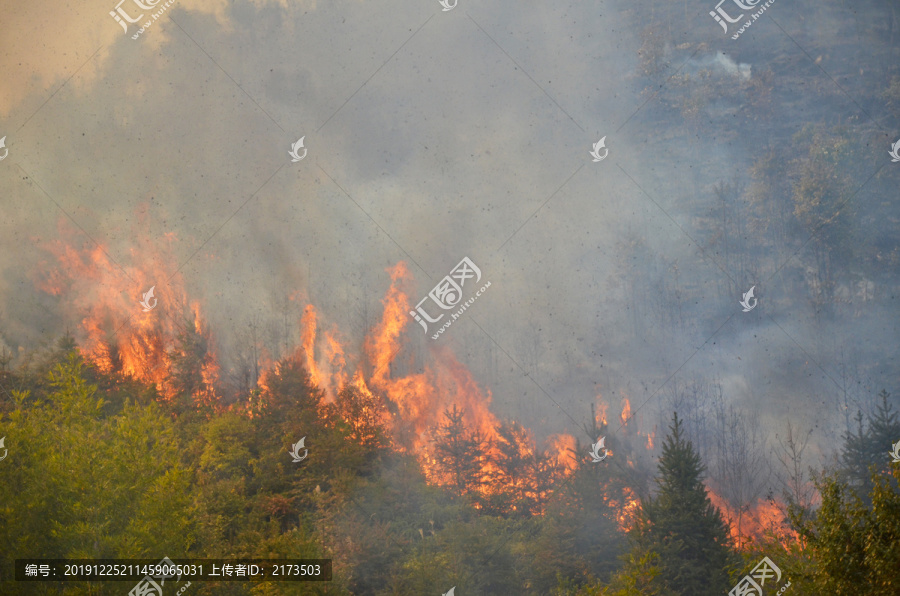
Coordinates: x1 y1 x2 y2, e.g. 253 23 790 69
627 412 736 595
433 405 490 497
841 390 900 501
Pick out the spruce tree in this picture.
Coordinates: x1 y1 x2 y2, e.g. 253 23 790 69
629 412 736 595
433 405 490 496
841 390 900 501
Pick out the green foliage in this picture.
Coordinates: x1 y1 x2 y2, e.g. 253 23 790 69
620 413 736 596
0 340 642 594
431 404 491 496
0 351 195 594
525 436 630 594
791 466 900 595
9 340 893 596
325 385 390 455
384 516 521 595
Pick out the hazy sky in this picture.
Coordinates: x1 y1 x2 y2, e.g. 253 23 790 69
1 0 898 463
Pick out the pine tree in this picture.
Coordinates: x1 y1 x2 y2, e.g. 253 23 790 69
841 390 900 501
485 420 565 516
627 412 736 595
166 320 217 413
433 405 490 497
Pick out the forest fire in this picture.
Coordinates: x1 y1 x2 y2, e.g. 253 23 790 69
595 400 608 427
706 489 798 549
6 4 894 592
295 263 519 492
620 397 631 426
26 228 817 580
547 433 578 472
35 234 570 505
34 227 218 407
615 488 641 530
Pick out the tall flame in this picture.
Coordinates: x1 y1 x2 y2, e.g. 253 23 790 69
595 399 608 427
616 487 641 531
36 229 576 510
35 223 217 407
322 328 347 400
706 488 798 549
547 433 578 473
365 263 410 387
284 261 573 502
300 304 321 390
620 397 632 426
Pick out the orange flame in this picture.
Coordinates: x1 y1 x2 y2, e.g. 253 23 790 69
322 328 347 401
290 261 576 504
37 229 573 511
35 221 218 407
300 304 321 390
547 433 578 473
364 263 411 388
595 399 608 427
615 487 641 531
621 397 632 426
706 488 798 549
292 305 348 403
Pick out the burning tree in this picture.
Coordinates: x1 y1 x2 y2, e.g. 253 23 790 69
18 236 730 593
431 404 492 499
166 315 219 415
484 419 567 517
326 384 391 452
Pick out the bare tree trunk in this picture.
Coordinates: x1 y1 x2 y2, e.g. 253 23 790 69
709 393 771 547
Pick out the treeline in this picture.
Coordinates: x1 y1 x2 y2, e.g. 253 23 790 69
0 338 898 595
0 338 627 595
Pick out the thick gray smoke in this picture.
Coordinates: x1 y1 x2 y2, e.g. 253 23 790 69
0 0 898 496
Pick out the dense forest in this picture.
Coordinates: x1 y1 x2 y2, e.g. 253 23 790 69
2 0 900 594
0 334 897 595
